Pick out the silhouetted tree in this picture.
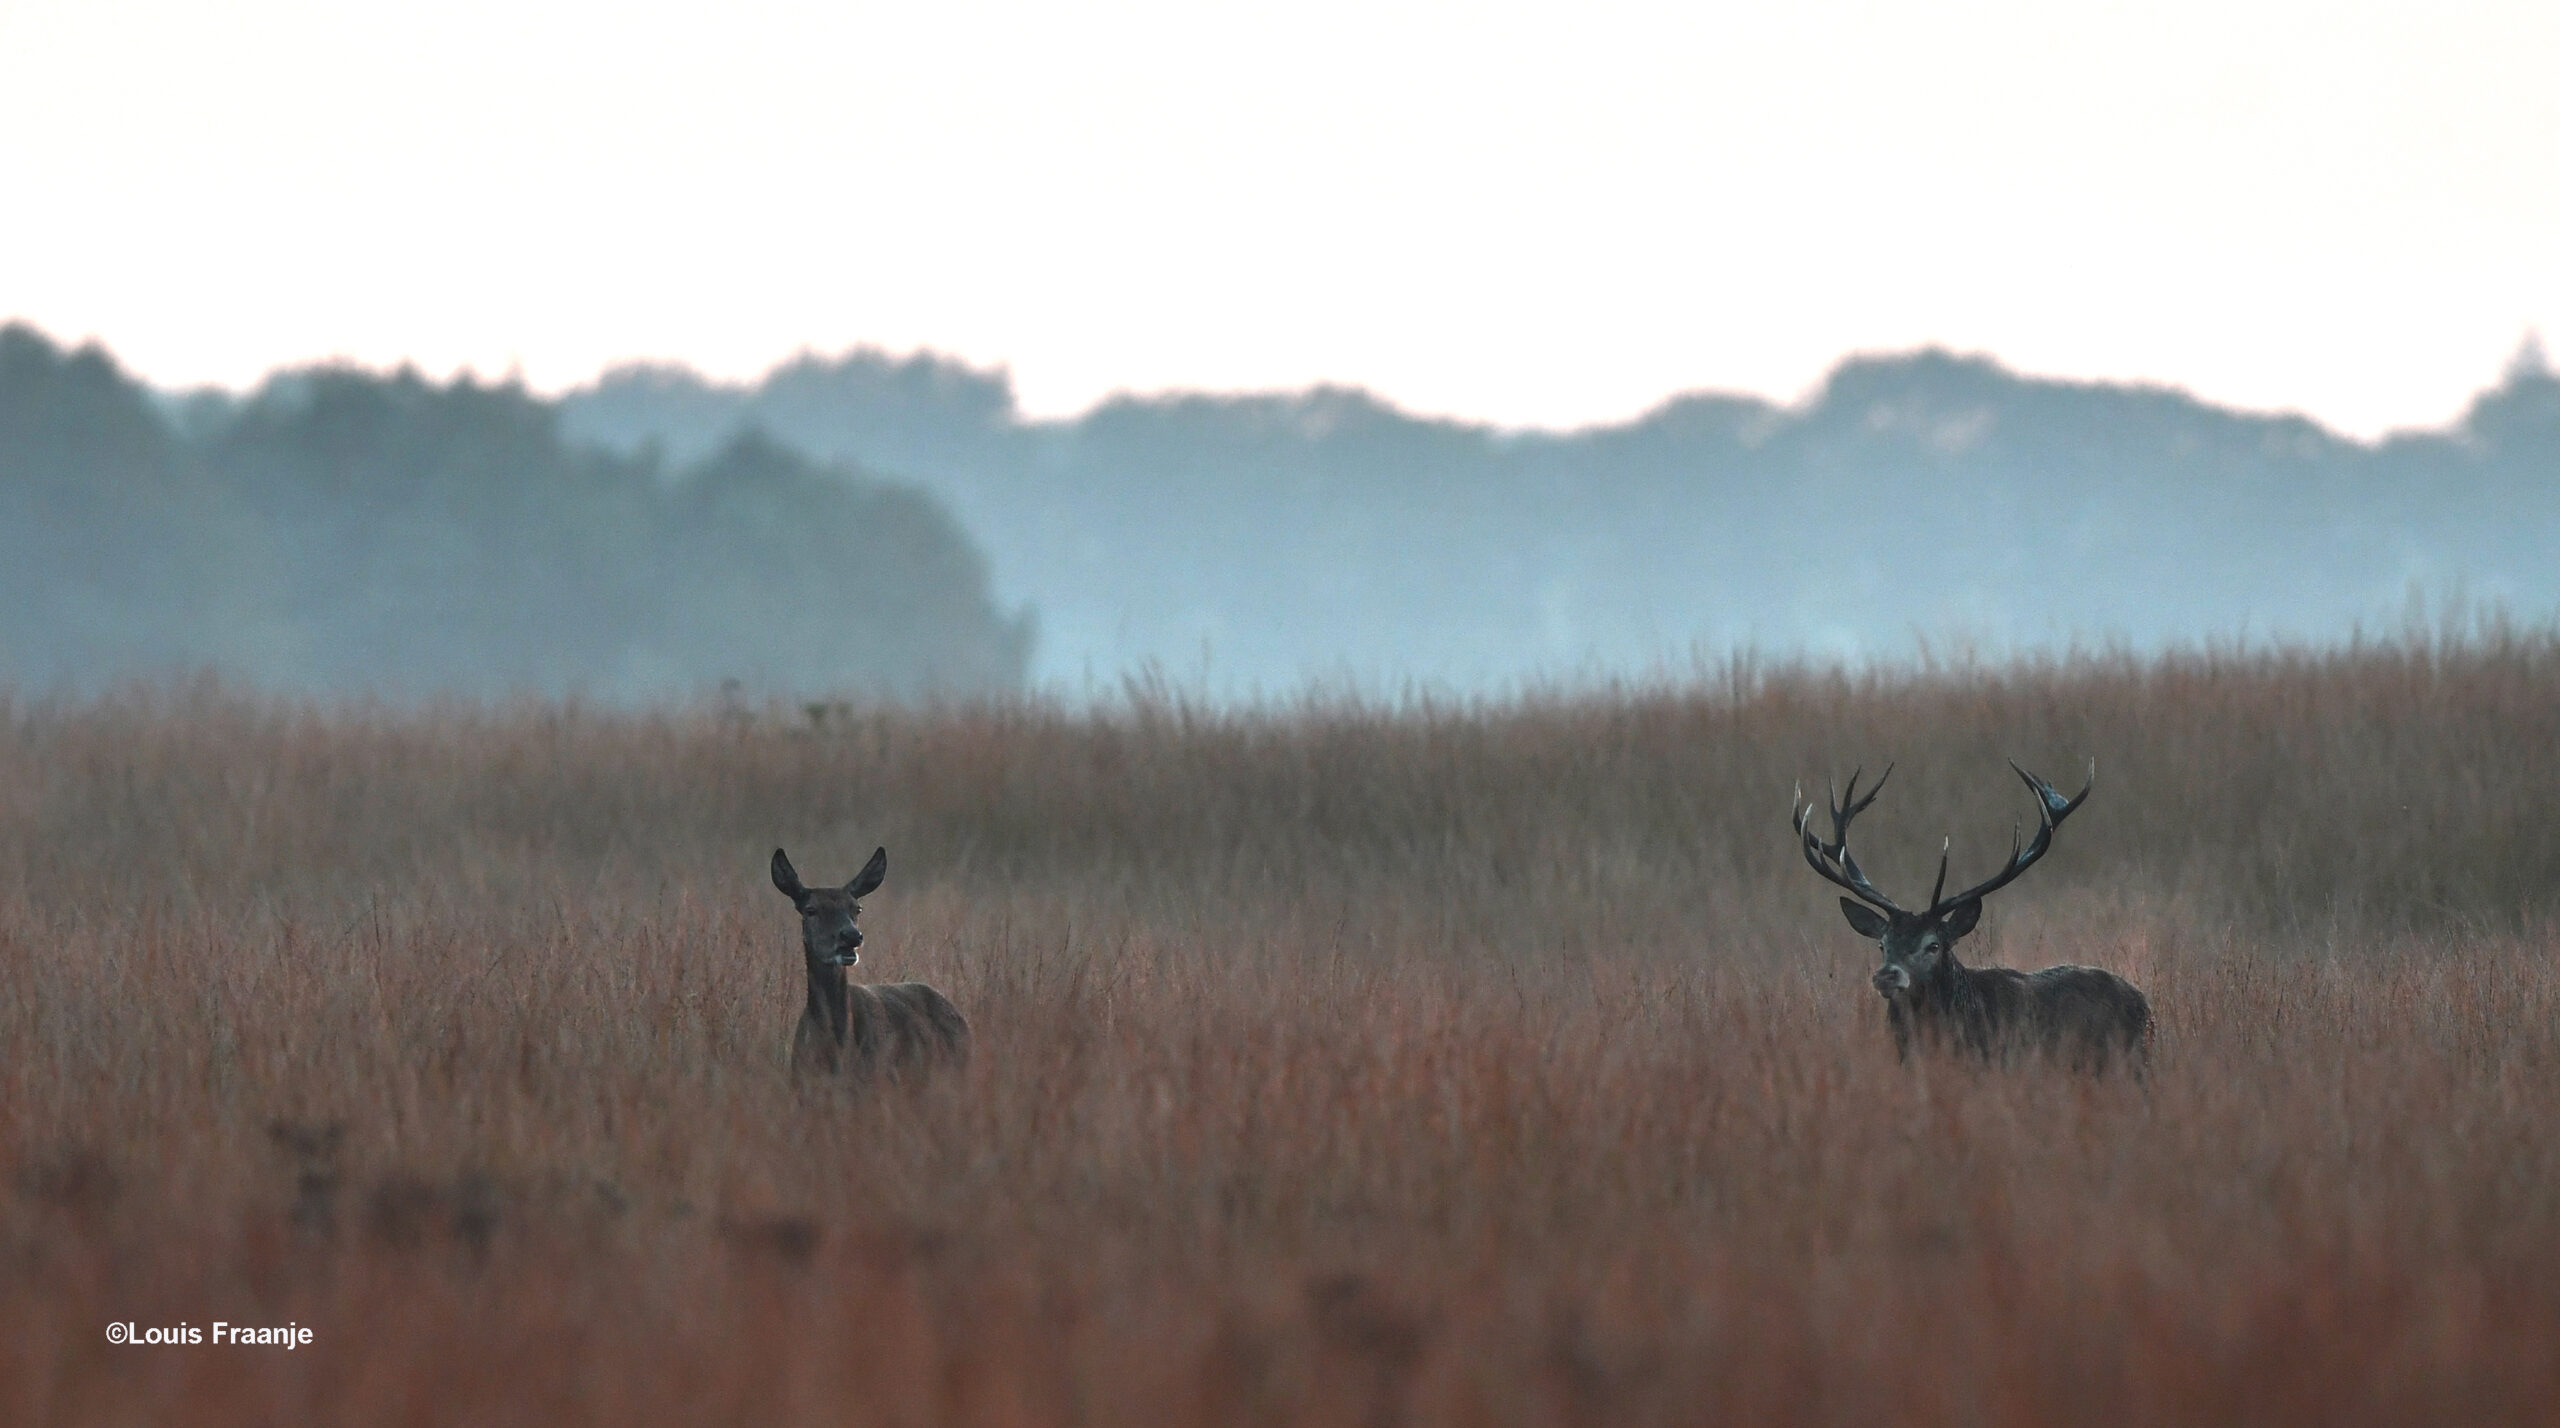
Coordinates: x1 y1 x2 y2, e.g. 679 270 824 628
0 325 279 685
0 326 1031 699
651 430 1032 698
562 342 2560 689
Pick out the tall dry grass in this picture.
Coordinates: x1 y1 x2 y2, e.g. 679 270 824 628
5 638 2560 1425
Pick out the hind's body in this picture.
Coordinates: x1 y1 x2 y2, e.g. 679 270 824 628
794 972 971 1082
773 845 970 1087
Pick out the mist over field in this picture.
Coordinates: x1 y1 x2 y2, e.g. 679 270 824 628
0 324 1030 701
563 335 2560 693
6 317 2559 701
10 324 2560 1422
10 0 2559 1413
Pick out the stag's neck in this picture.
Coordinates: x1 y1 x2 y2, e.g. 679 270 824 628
804 960 850 1043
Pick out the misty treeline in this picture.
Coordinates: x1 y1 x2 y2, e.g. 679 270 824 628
570 337 2560 693
14 319 2559 702
0 324 1031 699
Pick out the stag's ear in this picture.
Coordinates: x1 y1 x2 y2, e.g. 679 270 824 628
845 845 887 899
1838 898 1891 941
1939 897 1983 939
771 848 810 907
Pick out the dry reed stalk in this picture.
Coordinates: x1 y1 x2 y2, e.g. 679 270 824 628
3 641 2559 1424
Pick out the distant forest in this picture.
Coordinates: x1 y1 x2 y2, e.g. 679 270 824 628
0 324 1031 699
570 338 2560 693
8 320 2558 700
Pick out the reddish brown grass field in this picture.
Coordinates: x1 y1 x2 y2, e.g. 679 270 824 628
6 641 2560 1425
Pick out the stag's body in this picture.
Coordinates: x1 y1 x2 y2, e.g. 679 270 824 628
1794 763 2151 1073
775 847 969 1085
1881 949 2150 1071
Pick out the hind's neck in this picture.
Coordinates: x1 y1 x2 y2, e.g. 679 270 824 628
804 961 849 1041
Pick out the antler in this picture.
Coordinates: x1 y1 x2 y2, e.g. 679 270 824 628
1926 760 2095 914
1792 764 1911 916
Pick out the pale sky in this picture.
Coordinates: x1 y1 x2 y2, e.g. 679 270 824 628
2 0 2553 436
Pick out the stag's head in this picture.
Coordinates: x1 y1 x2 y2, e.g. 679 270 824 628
772 846 888 968
1791 762 2092 999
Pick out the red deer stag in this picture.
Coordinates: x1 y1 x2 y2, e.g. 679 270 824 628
771 847 969 1084
1792 763 2150 1072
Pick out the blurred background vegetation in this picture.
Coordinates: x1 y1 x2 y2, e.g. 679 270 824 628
565 335 2560 694
0 324 1032 700
8 320 2560 702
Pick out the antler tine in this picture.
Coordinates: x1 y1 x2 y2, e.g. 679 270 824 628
1930 835 1950 909
1930 760 2095 914
1795 763 1908 915
1828 763 1891 848
2010 758 2095 822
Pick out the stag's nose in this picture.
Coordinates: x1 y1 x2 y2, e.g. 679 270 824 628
1871 964 1910 995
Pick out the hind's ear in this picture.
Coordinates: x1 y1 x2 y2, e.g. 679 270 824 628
846 846 888 899
1939 897 1983 939
1839 898 1891 941
772 848 809 906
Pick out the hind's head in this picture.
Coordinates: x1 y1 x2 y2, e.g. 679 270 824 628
771 846 887 968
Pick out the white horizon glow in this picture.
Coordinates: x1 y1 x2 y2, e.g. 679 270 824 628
1 0 2554 438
